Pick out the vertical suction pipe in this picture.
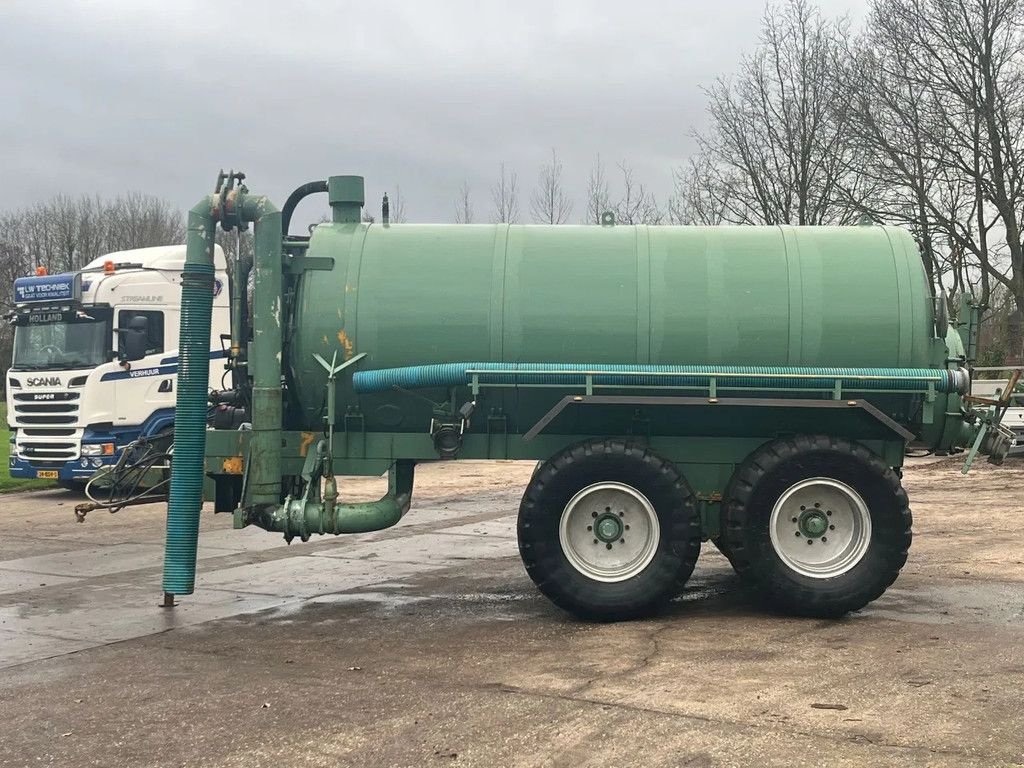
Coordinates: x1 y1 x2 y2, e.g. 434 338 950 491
245 201 283 505
162 186 281 598
163 197 217 597
228 236 252 386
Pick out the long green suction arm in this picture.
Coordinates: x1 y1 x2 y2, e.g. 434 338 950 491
243 197 283 507
164 174 419 595
162 181 281 598
162 197 217 597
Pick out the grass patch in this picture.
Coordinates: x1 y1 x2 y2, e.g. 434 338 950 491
0 403 57 493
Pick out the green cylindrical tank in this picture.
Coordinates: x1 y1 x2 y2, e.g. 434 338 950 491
290 219 936 430
170 174 1004 623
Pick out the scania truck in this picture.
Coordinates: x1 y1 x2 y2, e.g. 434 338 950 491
5 245 229 488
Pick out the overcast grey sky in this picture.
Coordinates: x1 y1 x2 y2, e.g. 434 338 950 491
0 0 863 226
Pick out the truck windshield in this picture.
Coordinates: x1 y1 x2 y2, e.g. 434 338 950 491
11 308 112 370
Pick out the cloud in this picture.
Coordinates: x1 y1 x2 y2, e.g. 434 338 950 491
0 0 862 225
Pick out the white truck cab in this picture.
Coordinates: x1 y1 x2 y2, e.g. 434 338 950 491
5 245 229 486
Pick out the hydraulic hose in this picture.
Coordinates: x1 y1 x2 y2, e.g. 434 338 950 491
352 362 968 395
281 180 328 237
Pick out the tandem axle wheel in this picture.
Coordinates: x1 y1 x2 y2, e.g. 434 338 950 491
723 435 912 617
518 439 701 621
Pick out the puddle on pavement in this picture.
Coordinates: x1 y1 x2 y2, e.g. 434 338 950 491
862 581 1024 625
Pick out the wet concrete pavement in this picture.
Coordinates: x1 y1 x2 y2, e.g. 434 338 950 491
0 458 1022 766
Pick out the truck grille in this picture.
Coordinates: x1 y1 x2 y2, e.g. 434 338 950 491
15 433 79 461
11 394 81 460
11 393 79 426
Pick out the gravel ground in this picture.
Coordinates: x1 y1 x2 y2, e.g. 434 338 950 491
0 456 1022 767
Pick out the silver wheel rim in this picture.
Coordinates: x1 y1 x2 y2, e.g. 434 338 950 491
769 477 872 578
558 481 660 582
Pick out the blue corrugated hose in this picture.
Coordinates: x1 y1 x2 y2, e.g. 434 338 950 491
352 362 960 395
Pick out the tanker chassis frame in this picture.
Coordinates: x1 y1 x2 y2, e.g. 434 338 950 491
165 171 1013 622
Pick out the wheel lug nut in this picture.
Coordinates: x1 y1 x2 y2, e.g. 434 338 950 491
792 517 798 523
606 543 613 550
821 536 827 543
624 525 630 530
620 538 625 544
592 511 598 518
829 524 835 530
593 539 598 544
795 532 801 537
807 540 813 545
618 511 624 517
826 510 832 516
587 525 592 531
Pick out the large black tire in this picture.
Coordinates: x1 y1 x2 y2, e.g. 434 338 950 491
518 438 701 621
710 538 735 565
722 435 911 617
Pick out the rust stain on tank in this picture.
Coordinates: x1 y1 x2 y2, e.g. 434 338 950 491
222 456 244 475
299 431 317 458
337 330 354 360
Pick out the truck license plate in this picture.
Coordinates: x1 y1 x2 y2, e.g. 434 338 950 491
37 471 58 479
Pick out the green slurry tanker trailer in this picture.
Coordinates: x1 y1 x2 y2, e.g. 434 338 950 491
163 171 1016 621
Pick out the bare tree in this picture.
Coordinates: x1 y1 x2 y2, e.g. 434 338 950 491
850 0 1024 356
215 228 253 266
0 192 184 394
584 154 612 224
0 213 33 377
0 192 183 275
669 156 733 225
76 196 110 264
106 192 184 253
490 162 520 223
613 161 664 224
454 181 474 224
840 4 984 291
530 149 573 224
688 0 864 225
390 185 407 223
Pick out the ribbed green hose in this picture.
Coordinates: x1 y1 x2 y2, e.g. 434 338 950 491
162 259 214 595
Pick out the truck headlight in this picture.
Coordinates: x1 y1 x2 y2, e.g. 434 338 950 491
81 443 115 457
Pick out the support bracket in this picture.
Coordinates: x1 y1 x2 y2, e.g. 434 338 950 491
523 395 916 442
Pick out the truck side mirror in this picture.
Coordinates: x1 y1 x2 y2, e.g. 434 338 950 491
115 327 148 362
123 332 147 362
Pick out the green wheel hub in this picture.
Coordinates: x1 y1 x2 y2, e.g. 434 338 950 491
799 510 829 538
595 513 624 543
769 477 872 579
558 481 661 583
